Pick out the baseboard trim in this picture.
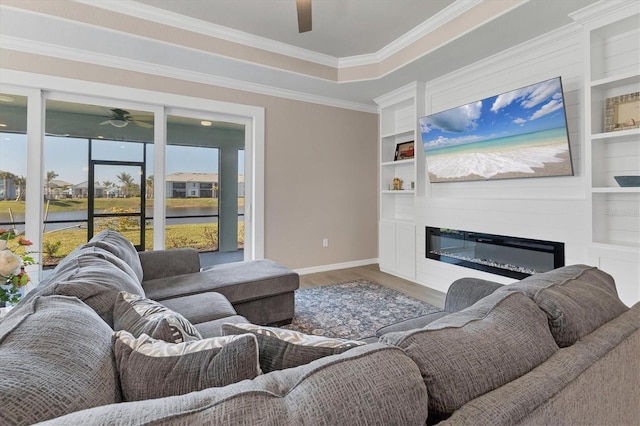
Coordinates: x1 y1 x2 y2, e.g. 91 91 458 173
294 258 378 275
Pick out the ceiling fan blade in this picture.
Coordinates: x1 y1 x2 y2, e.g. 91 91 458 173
296 0 312 33
133 120 153 128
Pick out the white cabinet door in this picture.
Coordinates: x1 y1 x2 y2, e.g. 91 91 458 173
396 222 416 280
379 220 397 273
379 220 416 280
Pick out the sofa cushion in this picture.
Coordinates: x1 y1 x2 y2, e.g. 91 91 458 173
113 292 202 343
222 322 365 373
39 255 145 327
195 315 250 338
112 331 261 401
160 292 237 325
381 291 559 424
36 246 143 294
0 295 120 425
142 259 299 303
497 264 629 347
85 230 144 283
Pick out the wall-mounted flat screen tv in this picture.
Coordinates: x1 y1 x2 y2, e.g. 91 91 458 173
420 76 573 183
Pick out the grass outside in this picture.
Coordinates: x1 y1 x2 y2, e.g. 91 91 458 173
2 197 246 266
41 221 245 266
0 197 245 215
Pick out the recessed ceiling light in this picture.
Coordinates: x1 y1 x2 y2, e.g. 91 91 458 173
200 120 212 126
0 95 15 103
0 123 7 127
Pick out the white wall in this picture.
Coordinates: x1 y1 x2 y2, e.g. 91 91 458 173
415 26 589 293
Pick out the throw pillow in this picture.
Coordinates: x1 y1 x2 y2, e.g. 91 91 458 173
113 292 202 343
112 330 261 401
222 322 365 373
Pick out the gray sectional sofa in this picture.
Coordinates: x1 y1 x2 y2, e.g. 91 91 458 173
1 230 638 425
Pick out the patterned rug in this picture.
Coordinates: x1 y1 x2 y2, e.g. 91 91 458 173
282 279 441 340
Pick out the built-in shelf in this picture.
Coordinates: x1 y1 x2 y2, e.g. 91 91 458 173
381 190 415 194
592 187 640 193
381 129 414 139
591 128 640 141
381 159 415 167
590 72 640 90
572 1 640 302
375 82 425 280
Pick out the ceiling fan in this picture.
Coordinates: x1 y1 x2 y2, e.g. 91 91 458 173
99 108 153 128
296 0 312 33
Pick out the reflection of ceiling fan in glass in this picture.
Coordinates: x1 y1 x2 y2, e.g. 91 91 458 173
100 108 153 128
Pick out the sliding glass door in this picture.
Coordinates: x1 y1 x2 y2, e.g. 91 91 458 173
0 85 260 270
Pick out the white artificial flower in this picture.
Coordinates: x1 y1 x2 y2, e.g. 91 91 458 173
0 250 21 277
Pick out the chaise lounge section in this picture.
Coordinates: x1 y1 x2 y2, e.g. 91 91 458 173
138 247 300 325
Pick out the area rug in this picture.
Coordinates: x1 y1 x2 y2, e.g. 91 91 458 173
282 279 441 340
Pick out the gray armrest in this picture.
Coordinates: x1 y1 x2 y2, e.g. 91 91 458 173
444 278 505 313
138 248 201 281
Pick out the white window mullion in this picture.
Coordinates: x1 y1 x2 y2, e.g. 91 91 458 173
153 106 166 250
25 88 44 281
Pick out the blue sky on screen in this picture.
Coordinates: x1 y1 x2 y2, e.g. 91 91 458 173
421 77 567 151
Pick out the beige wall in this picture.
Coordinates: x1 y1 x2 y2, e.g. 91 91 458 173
1 51 379 269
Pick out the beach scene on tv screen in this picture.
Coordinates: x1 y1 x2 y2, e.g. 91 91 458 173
420 77 573 183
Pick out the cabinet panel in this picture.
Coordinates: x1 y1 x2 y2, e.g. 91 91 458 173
379 220 397 272
396 222 416 279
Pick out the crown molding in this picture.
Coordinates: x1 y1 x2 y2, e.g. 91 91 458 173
76 0 488 73
373 81 422 108
340 0 483 68
0 35 377 113
73 0 340 68
338 0 528 83
569 0 639 28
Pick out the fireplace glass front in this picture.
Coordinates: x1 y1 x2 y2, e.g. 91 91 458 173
426 227 564 279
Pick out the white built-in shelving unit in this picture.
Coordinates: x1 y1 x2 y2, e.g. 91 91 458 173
374 82 425 280
573 0 640 303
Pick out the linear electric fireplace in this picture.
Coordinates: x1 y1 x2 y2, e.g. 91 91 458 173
426 227 564 279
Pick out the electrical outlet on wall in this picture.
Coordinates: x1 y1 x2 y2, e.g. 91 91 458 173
322 238 329 247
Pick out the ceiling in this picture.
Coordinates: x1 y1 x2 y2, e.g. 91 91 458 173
0 0 600 111
134 0 457 58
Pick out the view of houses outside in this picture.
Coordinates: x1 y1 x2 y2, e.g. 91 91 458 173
0 128 245 266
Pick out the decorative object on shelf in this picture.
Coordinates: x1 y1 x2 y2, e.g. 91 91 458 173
394 141 415 161
392 177 403 190
0 229 35 306
614 175 640 187
605 92 640 132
